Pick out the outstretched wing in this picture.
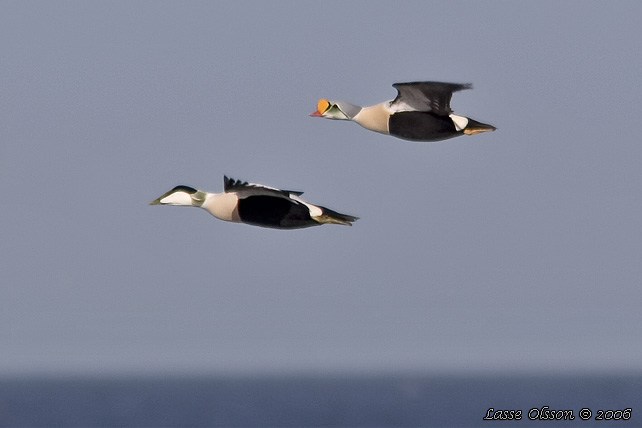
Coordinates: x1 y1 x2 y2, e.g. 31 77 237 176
390 81 472 115
223 176 304 198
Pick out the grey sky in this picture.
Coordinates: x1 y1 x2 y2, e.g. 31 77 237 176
2 1 641 375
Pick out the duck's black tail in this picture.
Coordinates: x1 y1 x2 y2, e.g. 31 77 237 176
314 206 359 226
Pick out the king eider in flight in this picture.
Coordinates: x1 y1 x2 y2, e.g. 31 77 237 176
150 176 358 230
310 81 496 142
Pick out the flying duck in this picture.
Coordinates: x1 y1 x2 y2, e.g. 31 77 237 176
150 176 358 229
310 81 496 142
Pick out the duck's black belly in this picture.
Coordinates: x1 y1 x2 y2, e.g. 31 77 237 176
388 111 459 142
238 196 317 229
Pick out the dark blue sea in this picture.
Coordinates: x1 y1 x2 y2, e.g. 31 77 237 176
0 373 639 427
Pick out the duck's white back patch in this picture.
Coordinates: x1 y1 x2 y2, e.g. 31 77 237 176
291 195 322 217
308 204 323 218
449 113 469 131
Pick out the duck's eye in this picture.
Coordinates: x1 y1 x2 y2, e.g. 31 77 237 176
317 98 331 113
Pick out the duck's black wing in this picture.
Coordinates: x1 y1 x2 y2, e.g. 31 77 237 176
390 81 472 115
224 176 317 229
223 176 304 198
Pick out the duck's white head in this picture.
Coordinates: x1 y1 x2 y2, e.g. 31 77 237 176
309 99 361 120
149 185 207 207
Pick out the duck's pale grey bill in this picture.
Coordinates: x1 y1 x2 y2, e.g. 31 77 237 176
149 197 162 205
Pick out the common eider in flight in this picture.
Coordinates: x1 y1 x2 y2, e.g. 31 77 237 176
150 176 358 229
310 81 496 142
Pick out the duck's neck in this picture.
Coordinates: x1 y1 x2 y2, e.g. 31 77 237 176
352 102 391 135
201 192 241 223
